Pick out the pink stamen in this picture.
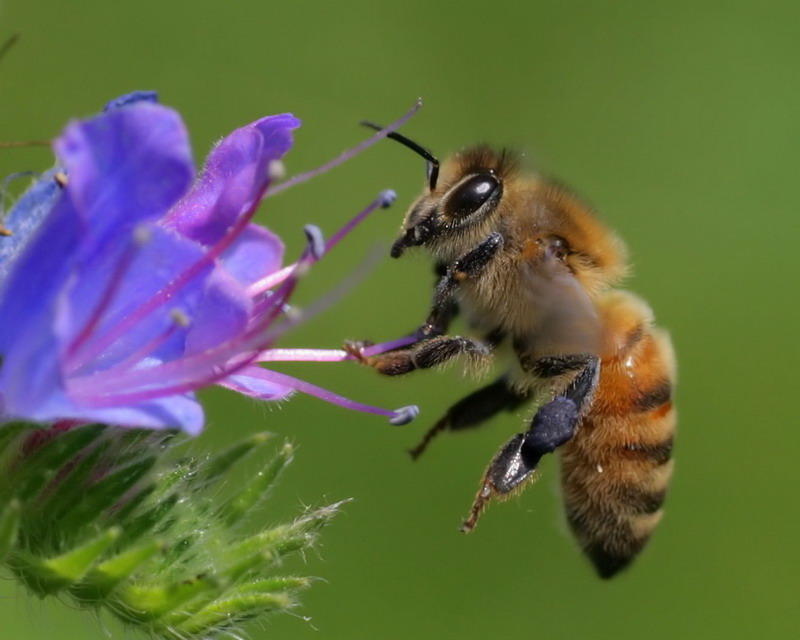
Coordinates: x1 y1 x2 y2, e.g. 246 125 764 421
323 190 395 255
265 100 422 198
230 367 401 420
247 264 295 297
68 239 324 401
257 348 348 362
253 240 319 331
250 243 385 348
247 190 395 299
65 240 138 368
70 183 268 368
89 319 184 378
362 336 418 356
69 346 259 405
255 335 418 363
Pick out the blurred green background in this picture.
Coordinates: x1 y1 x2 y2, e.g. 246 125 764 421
1 0 798 638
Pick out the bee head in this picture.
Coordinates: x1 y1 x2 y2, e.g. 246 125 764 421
391 144 517 259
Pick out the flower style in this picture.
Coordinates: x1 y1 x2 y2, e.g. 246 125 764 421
0 92 419 434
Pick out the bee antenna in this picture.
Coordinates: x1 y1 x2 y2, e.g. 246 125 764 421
360 120 440 190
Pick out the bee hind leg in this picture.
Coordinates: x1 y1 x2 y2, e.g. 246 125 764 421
409 376 529 460
461 356 599 532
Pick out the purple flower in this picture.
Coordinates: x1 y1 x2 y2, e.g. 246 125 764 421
0 92 419 434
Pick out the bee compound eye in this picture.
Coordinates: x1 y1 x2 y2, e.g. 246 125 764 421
444 172 500 218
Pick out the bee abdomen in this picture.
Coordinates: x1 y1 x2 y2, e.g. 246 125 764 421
560 290 677 579
562 459 672 578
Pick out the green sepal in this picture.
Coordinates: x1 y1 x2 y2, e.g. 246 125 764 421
221 502 345 581
59 456 156 534
1 424 106 502
70 539 163 604
235 575 312 594
0 422 28 457
115 493 179 552
221 440 293 526
158 576 312 628
116 574 220 622
1 424 347 639
202 431 273 485
0 498 21 563
9 527 121 596
173 591 295 637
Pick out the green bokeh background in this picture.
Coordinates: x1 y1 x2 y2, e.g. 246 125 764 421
1 1 798 638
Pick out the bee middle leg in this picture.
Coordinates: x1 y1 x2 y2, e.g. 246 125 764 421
461 355 599 532
421 232 503 336
409 375 529 460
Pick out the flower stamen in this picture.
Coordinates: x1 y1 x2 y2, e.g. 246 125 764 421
264 99 422 198
227 367 418 425
255 336 418 363
69 184 268 368
65 237 141 369
248 191 396 298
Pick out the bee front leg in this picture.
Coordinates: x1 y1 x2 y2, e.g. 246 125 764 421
461 356 599 532
348 335 492 376
346 233 504 366
421 232 504 336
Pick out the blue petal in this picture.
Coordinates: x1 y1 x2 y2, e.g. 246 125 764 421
162 114 300 246
219 223 284 288
0 196 84 407
55 103 194 252
221 366 295 401
103 91 159 111
0 169 61 282
57 224 211 373
0 103 202 431
2 388 204 433
184 268 251 356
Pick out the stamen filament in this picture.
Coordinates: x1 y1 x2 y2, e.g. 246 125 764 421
70 182 268 367
66 241 138 369
265 100 422 197
233 368 408 422
247 190 396 299
68 235 326 400
255 336 417 363
257 348 349 362
323 189 395 255
87 320 184 378
247 264 295 296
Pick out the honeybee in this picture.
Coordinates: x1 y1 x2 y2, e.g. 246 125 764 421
351 124 677 579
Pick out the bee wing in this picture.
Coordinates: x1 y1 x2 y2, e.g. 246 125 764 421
518 254 602 357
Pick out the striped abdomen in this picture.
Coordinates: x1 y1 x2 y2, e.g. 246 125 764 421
559 290 677 578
